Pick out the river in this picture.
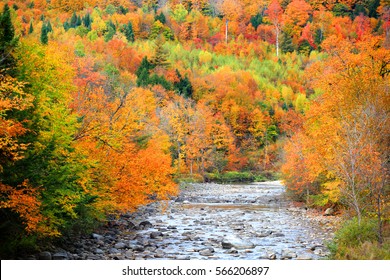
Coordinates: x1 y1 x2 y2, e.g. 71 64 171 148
42 181 339 260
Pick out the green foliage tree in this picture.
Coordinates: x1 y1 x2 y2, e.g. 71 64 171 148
250 13 263 29
332 3 352 18
104 21 116 42
174 69 193 98
155 12 166 24
83 13 92 29
40 24 48 45
46 21 53 33
280 31 294 53
123 22 135 42
136 56 154 86
29 22 34 34
70 12 78 28
367 0 380 18
0 3 17 73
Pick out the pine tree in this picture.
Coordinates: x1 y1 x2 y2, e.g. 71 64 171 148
0 4 15 47
70 12 77 28
40 24 48 45
150 36 169 68
155 12 166 24
124 22 135 42
46 21 53 33
0 3 17 72
83 13 91 29
76 15 82 27
174 69 193 98
281 31 294 53
29 21 34 34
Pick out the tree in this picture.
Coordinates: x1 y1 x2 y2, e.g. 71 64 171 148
29 22 34 34
266 0 283 57
83 13 92 29
150 36 170 68
283 0 313 44
285 35 390 242
0 4 17 73
124 22 135 42
155 12 166 24
174 69 193 98
46 21 53 33
40 24 49 45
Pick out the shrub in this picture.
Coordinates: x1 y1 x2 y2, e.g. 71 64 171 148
329 218 390 259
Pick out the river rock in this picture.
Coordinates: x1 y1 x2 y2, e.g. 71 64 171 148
91 233 104 240
324 208 334 216
109 248 120 254
52 252 69 260
150 231 163 239
268 252 277 260
115 242 127 249
199 249 214 256
281 250 297 259
38 251 52 260
176 255 191 260
222 236 255 249
130 244 145 252
139 221 153 229
95 248 104 254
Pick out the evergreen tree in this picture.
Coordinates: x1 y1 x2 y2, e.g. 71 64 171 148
63 21 70 31
136 68 150 87
136 56 155 87
174 69 193 98
0 4 17 73
124 22 135 42
40 24 48 45
368 0 380 18
104 21 116 42
250 13 263 29
70 12 78 28
155 12 166 24
314 29 324 50
29 21 34 34
76 15 82 27
150 36 169 68
46 21 53 33
83 13 91 29
136 57 154 76
280 31 294 53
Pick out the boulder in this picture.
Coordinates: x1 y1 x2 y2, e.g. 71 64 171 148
115 242 127 249
52 252 69 260
38 251 52 260
150 231 163 239
176 255 191 260
95 248 104 254
199 249 214 257
139 221 153 229
281 250 297 259
91 233 104 240
324 208 334 216
221 236 255 249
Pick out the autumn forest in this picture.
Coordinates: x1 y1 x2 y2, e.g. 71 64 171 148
0 0 389 259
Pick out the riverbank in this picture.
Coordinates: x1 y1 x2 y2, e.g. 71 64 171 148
29 182 340 260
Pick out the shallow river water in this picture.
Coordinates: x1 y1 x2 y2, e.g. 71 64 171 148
43 181 338 260
121 181 336 260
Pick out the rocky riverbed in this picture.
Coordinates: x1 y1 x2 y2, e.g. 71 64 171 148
35 181 340 260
